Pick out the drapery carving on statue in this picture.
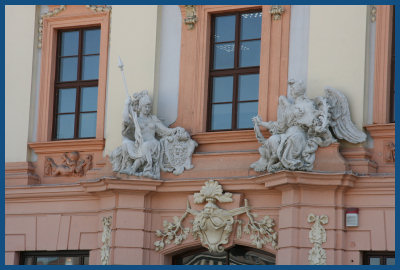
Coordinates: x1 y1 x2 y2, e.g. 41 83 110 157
110 90 197 179
251 79 367 173
154 180 278 253
44 152 92 176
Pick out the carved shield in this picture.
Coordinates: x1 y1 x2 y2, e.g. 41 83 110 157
160 134 196 175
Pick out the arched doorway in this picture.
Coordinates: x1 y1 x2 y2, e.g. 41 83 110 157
172 245 276 265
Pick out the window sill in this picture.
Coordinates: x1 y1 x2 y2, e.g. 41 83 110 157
192 129 269 152
28 138 105 154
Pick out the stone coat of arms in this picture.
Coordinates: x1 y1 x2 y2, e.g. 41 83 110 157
154 180 278 253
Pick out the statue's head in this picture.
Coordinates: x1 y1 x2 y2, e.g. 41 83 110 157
288 79 306 99
139 94 152 116
69 151 80 161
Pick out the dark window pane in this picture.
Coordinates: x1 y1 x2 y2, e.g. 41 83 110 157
211 104 232 130
60 31 79 56
214 15 236 42
241 12 262 40
63 257 80 265
79 112 97 138
84 256 89 265
24 257 34 265
59 57 78 82
82 55 99 80
214 43 235 69
212 76 233 103
57 114 75 139
386 258 395 265
239 40 260 67
37 257 59 265
237 102 258 128
238 74 259 101
80 87 98 112
58 88 76 113
369 257 381 265
83 29 101 55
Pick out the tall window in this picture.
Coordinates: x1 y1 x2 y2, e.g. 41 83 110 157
20 250 89 265
363 251 395 265
208 10 262 131
53 27 100 140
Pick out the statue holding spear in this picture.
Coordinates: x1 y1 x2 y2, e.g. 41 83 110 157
110 57 197 179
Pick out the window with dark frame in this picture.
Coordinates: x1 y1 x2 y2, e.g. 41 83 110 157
20 250 89 265
53 27 101 140
363 251 395 265
208 10 262 131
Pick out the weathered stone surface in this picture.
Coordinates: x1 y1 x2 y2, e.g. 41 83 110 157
251 79 366 173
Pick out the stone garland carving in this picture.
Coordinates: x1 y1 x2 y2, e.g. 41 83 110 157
110 90 197 179
38 5 66 48
184 5 197 30
86 5 112 13
385 142 395 162
101 216 112 265
38 5 111 48
251 79 367 173
307 213 328 265
44 152 92 177
269 5 285 20
154 180 278 253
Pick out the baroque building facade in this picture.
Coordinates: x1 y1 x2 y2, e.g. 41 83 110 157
5 5 395 265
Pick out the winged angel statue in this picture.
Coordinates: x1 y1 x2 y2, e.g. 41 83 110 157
251 79 366 173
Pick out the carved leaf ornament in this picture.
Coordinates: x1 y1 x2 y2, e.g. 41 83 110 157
307 213 328 265
154 180 278 253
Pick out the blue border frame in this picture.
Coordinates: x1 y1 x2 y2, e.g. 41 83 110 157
1 1 398 269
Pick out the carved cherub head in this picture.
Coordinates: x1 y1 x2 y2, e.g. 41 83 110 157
69 151 80 161
288 79 306 99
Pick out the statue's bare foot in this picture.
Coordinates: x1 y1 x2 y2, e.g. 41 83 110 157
250 159 268 172
142 171 153 178
119 169 131 175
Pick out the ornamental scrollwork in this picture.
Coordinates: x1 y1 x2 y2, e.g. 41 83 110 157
385 142 395 162
184 5 197 30
154 180 278 253
269 5 285 20
307 213 328 265
101 216 112 265
38 5 66 48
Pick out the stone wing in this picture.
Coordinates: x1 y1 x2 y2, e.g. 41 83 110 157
324 87 366 144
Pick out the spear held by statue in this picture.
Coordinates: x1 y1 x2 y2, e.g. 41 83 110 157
118 56 143 147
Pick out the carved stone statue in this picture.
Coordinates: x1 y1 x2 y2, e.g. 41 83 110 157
110 90 197 179
44 152 92 177
251 79 367 173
